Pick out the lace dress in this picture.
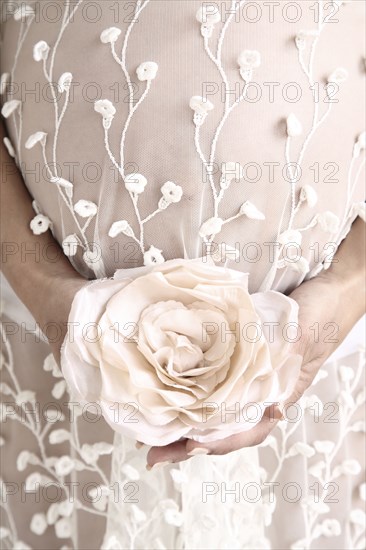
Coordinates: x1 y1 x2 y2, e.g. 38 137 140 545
0 1 365 549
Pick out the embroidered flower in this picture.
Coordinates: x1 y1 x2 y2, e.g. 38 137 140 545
54 518 72 539
62 235 79 257
74 200 98 218
278 229 302 246
30 214 51 235
288 442 315 458
199 217 224 238
164 508 184 527
316 211 340 233
15 389 36 404
16 450 32 472
239 201 265 220
49 429 70 444
83 247 103 270
299 185 318 208
189 96 214 116
320 519 341 537
52 380 67 399
327 67 348 84
108 220 134 238
338 364 354 382
120 464 140 481
33 41 49 62
1 99 21 118
313 440 335 454
339 459 361 475
357 131 366 149
125 173 147 194
196 4 221 37
143 245 165 266
25 131 47 149
30 513 48 536
3 137 15 158
238 50 261 81
220 162 243 189
94 99 116 129
100 27 122 44
238 50 261 69
25 472 42 492
58 72 73 93
136 61 159 81
14 4 34 20
353 131 366 157
58 500 74 518
286 113 302 137
0 73 10 95
43 354 62 377
295 29 319 51
55 456 75 477
159 181 183 207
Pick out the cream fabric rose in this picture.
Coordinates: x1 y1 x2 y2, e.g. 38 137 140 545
61 258 302 446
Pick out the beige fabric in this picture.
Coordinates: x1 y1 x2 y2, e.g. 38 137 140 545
0 1 365 549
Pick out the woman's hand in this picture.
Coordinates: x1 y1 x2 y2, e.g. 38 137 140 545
146 216 365 467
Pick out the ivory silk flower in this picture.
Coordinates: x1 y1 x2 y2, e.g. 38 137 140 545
61 258 302 446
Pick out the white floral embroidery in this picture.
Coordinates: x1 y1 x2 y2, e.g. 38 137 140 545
33 40 50 62
136 61 159 81
74 200 98 218
196 4 221 38
25 131 47 149
299 185 318 208
160 181 183 205
124 173 148 195
108 220 134 238
100 27 122 44
1 99 21 118
3 137 15 158
13 4 34 21
143 245 165 266
286 113 303 137
58 72 73 93
199 217 224 238
240 201 266 220
237 49 261 81
0 73 10 95
328 67 348 84
30 214 52 235
30 514 48 535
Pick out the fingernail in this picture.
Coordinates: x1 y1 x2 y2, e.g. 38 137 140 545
135 441 144 449
146 460 173 471
187 447 210 456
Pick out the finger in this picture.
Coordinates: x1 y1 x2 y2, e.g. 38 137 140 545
185 407 281 457
146 439 189 468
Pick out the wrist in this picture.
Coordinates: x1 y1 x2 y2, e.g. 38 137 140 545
36 273 86 328
318 262 365 326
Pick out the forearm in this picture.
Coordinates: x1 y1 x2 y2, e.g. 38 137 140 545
318 215 365 325
0 123 85 327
